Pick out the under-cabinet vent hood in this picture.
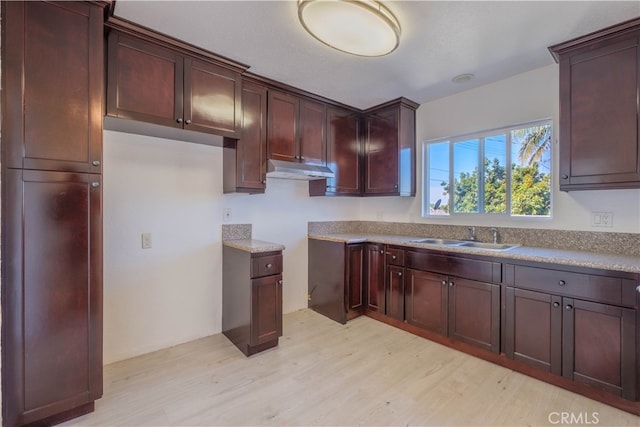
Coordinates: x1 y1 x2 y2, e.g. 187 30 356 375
266 159 335 181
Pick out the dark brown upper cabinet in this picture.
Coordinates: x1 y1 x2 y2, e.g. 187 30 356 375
364 98 418 196
2 1 104 174
224 80 268 194
550 18 640 190
268 90 327 166
325 107 362 195
107 29 242 140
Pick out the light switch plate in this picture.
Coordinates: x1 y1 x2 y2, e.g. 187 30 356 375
141 233 152 249
591 211 613 228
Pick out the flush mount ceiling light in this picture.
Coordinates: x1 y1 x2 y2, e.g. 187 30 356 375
298 0 401 57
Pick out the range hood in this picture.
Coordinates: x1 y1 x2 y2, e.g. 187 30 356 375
266 159 335 181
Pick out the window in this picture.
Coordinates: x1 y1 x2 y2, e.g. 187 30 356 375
423 120 552 217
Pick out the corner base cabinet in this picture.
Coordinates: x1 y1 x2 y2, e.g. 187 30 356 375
222 247 283 356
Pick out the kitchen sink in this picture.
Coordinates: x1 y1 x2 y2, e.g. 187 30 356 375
458 241 519 251
408 238 464 245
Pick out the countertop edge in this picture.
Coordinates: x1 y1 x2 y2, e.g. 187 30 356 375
223 239 286 254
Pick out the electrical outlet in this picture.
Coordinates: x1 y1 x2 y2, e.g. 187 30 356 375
141 233 152 249
591 211 613 228
223 208 232 222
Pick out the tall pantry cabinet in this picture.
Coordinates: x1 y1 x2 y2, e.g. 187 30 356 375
1 2 106 426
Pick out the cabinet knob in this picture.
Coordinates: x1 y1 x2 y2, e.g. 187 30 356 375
91 182 100 188
92 160 101 166
176 118 183 123
394 184 398 189
558 280 566 286
278 280 283 285
294 155 300 160
565 304 573 311
397 272 402 277
441 280 447 286
448 281 454 287
553 302 560 308
380 250 384 254
185 119 192 125
637 285 640 294
392 255 396 260
266 263 273 269
561 174 569 179
300 156 305 160
262 180 266 184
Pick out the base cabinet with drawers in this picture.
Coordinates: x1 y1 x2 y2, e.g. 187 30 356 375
308 237 640 414
405 251 502 353
222 247 283 356
504 263 638 400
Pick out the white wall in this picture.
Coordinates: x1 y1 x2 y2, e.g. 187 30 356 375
360 65 640 233
103 130 360 364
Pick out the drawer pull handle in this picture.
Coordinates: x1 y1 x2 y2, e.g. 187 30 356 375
558 280 566 286
553 302 560 308
92 160 101 166
266 263 273 269
565 304 573 311
91 182 100 188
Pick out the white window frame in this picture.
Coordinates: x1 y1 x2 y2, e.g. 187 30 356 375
421 119 553 219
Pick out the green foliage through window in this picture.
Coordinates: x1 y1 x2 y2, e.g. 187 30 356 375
423 121 552 217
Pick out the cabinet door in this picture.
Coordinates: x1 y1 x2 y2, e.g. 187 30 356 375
386 265 405 321
326 107 361 195
3 169 102 426
505 288 562 374
299 99 327 166
366 244 386 313
107 32 184 129
308 239 347 324
559 34 640 189
183 58 241 138
235 81 267 192
405 269 448 335
267 90 299 162
346 244 365 320
364 107 399 194
562 298 637 400
448 278 500 353
251 274 283 346
3 1 103 173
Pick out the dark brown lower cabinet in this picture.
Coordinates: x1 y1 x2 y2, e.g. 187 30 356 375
308 239 366 323
223 247 283 356
2 169 103 426
505 287 637 400
405 269 500 353
365 243 385 313
386 265 405 321
346 244 365 320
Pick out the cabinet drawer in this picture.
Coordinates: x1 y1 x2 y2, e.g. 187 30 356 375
386 248 405 266
251 253 283 278
513 265 634 307
406 251 501 284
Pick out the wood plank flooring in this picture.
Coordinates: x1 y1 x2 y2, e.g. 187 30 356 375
63 309 640 426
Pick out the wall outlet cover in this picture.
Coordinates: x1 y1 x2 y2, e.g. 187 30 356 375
141 232 152 249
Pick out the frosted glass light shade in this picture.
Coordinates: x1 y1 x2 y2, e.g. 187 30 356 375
298 0 400 57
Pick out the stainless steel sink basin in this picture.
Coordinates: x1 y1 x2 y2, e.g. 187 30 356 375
409 238 464 245
458 241 519 251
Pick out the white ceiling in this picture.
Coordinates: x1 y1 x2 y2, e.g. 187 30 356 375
114 1 640 110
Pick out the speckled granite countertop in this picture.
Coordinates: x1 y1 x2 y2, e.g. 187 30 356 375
223 239 285 254
308 233 640 274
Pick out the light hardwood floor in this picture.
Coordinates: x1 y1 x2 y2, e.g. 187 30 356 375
63 309 639 426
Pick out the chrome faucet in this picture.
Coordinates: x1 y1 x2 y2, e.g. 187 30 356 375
491 227 498 244
467 227 476 241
